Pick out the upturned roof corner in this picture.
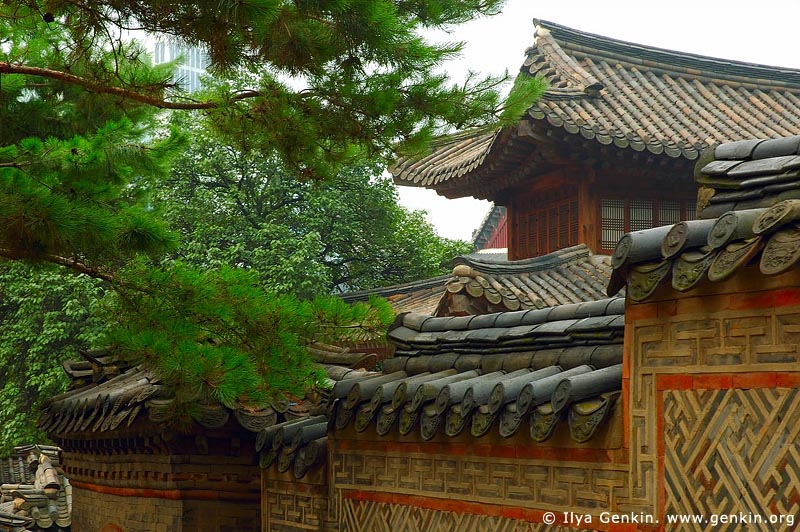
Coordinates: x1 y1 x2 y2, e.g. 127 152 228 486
392 19 800 200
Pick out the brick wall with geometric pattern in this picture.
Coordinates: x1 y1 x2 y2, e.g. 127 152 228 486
331 449 629 513
339 499 593 532
262 472 337 532
323 270 800 532
663 388 800 531
72 484 262 532
628 270 800 532
329 413 633 532
57 427 261 532
72 486 183 532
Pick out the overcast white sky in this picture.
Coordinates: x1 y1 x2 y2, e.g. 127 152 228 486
398 0 800 242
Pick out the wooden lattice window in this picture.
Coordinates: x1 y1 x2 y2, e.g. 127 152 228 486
600 197 696 251
514 197 579 258
658 200 681 226
629 200 653 231
537 211 547 257
559 203 570 248
601 199 625 250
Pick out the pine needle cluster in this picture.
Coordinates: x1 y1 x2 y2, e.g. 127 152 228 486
106 260 393 413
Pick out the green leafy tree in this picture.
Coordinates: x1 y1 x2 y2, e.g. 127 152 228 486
0 263 106 453
0 1 544 434
0 12 183 449
159 120 471 297
0 11 183 272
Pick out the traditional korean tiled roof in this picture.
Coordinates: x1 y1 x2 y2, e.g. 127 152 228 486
256 415 331 478
439 244 617 315
339 275 451 316
341 245 614 317
330 297 625 443
256 362 398 479
43 365 271 435
469 248 508 262
0 445 71 532
392 20 800 199
609 135 800 301
392 128 499 194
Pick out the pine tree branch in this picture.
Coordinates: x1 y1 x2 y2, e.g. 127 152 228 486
0 248 115 282
0 62 262 110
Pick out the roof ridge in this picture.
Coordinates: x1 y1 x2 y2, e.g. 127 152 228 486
338 274 450 302
471 203 506 249
454 244 592 274
395 295 625 334
530 23 603 96
391 20 800 199
534 19 800 88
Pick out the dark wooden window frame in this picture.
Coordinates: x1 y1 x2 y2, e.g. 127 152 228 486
515 196 579 258
599 196 696 252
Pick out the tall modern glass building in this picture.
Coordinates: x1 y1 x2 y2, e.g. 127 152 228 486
149 40 210 93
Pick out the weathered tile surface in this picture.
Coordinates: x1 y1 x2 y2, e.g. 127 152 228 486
610 135 800 300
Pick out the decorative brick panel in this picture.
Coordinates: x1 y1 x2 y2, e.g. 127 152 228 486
71 486 182 532
58 431 260 532
61 450 260 491
624 292 800 532
626 301 800 520
332 450 628 514
663 388 800 531
633 309 800 370
263 478 336 532
72 483 261 532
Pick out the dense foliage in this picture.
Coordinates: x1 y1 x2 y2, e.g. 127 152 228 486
160 120 471 297
107 260 394 417
0 263 106 451
0 10 183 271
0 0 543 445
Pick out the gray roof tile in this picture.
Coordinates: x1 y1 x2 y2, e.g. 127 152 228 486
610 138 800 300
393 21 800 200
751 136 800 159
715 139 765 160
438 245 618 315
333 293 623 442
0 446 71 530
45 346 379 480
